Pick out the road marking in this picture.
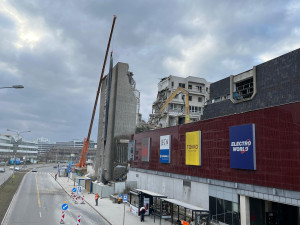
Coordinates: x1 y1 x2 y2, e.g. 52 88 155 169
35 173 41 208
39 211 42 218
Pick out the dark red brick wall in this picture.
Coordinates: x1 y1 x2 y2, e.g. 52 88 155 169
131 103 300 191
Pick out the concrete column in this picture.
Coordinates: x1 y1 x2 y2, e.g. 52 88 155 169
240 195 250 225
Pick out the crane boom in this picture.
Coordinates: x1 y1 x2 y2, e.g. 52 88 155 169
159 86 190 124
77 15 117 168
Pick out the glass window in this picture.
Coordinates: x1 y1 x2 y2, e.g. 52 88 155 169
216 198 225 222
198 97 202 102
224 200 233 224
171 81 174 87
189 96 192 101
209 197 217 219
179 83 185 88
130 194 139 208
188 84 192 89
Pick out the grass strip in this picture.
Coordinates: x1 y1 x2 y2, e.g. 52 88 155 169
0 172 26 222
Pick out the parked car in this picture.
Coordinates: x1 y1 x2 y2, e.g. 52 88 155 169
0 167 5 172
15 167 20 171
32 168 37 172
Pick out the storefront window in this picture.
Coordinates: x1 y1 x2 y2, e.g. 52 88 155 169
130 194 139 208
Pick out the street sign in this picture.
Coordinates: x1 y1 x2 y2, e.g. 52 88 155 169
72 187 77 193
119 193 122 199
62 203 68 210
67 167 71 173
77 186 82 195
123 194 128 203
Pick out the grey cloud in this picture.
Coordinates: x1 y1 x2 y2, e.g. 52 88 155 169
1 0 299 141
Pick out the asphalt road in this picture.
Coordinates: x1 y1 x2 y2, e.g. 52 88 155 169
2 166 109 225
0 168 13 187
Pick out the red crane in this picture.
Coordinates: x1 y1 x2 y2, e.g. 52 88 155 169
77 15 117 168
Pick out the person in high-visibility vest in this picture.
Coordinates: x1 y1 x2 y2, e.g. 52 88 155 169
95 193 99 206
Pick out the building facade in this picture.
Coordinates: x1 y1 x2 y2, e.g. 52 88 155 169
0 134 38 163
128 48 300 225
36 137 55 156
150 75 210 128
96 62 140 182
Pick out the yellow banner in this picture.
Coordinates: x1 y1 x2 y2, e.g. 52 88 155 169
185 131 201 166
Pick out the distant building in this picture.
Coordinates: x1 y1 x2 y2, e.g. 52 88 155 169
0 134 38 162
36 137 55 155
96 62 140 182
150 75 210 127
46 146 96 163
55 139 97 149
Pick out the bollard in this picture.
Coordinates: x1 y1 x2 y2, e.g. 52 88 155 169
81 195 85 204
77 215 81 225
60 211 65 224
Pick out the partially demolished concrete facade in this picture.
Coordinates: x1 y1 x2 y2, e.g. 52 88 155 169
149 75 210 128
96 62 140 182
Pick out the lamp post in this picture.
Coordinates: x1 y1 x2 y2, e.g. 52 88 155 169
7 129 31 173
0 85 24 89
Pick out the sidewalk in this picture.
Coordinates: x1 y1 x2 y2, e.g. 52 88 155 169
54 175 172 225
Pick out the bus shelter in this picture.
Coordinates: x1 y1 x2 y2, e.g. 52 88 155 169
129 189 167 217
159 198 210 225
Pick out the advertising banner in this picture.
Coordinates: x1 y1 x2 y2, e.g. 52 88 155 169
142 137 150 162
185 131 201 166
230 123 256 170
128 140 135 161
160 135 171 163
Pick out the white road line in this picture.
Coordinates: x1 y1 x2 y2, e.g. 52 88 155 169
39 212 42 218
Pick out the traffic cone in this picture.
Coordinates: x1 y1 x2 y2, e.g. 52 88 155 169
60 211 65 224
77 215 81 225
81 195 85 204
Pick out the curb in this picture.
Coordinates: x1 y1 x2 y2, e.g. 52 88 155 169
52 174 112 225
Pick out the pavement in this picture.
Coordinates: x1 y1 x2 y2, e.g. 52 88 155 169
54 175 173 225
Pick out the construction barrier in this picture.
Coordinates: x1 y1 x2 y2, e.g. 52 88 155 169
60 211 65 224
81 195 85 204
77 215 81 225
75 196 78 204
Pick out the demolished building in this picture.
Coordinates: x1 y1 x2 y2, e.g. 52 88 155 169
149 75 210 128
95 60 140 183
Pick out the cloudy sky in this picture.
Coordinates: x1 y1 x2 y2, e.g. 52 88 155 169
0 0 299 142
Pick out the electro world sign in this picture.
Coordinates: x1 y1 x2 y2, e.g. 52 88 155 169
160 135 171 163
230 123 256 170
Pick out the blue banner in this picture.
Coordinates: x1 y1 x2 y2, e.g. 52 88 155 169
160 135 171 163
230 124 256 170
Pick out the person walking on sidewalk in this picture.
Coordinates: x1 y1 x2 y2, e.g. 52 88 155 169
55 173 57 180
139 206 146 222
95 193 99 206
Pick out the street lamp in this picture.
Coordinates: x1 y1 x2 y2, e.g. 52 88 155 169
0 85 24 89
6 129 31 173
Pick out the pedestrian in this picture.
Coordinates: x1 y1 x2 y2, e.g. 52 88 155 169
95 192 99 206
55 173 57 180
139 206 146 222
149 204 153 218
